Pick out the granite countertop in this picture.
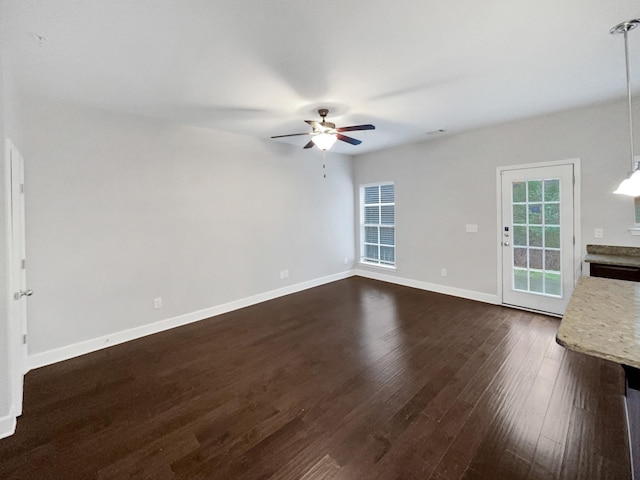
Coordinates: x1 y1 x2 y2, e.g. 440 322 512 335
584 244 640 267
557 276 640 369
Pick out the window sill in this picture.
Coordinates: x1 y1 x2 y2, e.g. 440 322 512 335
629 228 640 236
359 261 397 271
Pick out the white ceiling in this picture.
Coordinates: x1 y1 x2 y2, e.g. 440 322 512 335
2 0 640 155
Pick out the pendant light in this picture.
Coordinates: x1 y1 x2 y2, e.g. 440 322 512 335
613 19 640 196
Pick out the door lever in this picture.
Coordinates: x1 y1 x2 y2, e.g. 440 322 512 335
14 289 33 300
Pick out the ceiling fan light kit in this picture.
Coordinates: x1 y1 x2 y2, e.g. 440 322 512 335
612 19 640 196
271 108 375 151
311 133 338 150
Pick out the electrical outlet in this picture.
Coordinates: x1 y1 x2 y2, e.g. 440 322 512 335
440 268 447 277
594 228 604 239
465 224 478 233
153 297 162 309
344 257 349 265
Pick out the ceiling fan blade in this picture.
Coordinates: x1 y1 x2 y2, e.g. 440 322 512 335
270 132 312 139
305 120 322 130
336 124 376 132
337 134 362 146
303 140 315 149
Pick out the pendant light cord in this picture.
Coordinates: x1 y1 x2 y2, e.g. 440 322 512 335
624 27 637 171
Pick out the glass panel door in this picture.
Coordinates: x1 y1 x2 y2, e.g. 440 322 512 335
501 164 574 315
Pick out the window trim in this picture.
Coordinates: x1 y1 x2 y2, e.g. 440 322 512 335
359 182 396 268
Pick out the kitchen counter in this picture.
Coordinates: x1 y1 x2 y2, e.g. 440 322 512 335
557 274 640 479
584 244 640 268
556 276 640 369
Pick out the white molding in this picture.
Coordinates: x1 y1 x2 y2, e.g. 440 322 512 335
355 269 500 305
0 408 16 440
28 270 356 370
573 159 582 287
27 268 503 371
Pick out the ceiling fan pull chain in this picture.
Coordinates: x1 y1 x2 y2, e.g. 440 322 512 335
323 150 327 178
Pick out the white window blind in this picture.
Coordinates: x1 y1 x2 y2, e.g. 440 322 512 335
361 183 395 266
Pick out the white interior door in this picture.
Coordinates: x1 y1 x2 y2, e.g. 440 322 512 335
6 139 29 416
500 164 574 315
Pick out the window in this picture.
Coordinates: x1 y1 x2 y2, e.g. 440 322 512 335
361 183 395 267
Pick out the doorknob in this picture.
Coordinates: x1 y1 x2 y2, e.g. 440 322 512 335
503 242 510 246
13 289 33 300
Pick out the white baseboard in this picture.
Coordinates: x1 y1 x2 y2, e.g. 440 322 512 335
27 269 498 371
355 268 500 305
0 408 16 440
28 270 356 370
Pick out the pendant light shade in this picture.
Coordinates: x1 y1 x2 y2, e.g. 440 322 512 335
311 133 337 151
614 170 640 195
612 19 640 196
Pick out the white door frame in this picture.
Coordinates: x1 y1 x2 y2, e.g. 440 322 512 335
496 158 581 316
5 139 28 417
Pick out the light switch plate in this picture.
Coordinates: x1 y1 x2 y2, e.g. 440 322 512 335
466 224 478 233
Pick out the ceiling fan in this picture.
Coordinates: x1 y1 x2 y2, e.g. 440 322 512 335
271 108 375 150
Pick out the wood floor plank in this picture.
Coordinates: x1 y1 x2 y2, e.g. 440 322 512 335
0 277 631 479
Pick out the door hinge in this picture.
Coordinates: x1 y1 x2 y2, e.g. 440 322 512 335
21 259 26 270
20 184 24 193
22 334 27 345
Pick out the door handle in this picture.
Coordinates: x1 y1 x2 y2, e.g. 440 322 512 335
503 242 510 246
14 289 33 300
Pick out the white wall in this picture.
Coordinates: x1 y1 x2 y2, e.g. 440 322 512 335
354 100 640 297
14 95 355 357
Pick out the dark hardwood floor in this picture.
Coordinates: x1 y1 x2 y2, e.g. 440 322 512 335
0 277 631 479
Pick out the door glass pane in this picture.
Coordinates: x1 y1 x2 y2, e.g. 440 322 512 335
545 227 560 248
513 182 526 202
529 226 542 247
528 181 543 202
514 248 527 268
514 269 528 290
545 250 560 271
513 204 526 224
544 204 560 225
513 226 527 246
511 178 562 297
544 179 560 201
545 273 561 296
529 249 543 269
530 271 544 293
529 204 542 224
